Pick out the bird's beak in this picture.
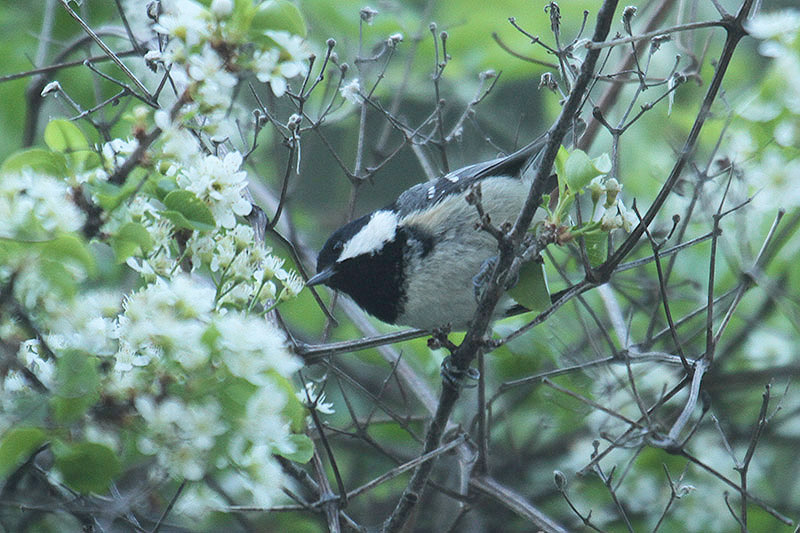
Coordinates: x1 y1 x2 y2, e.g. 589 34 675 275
306 266 336 287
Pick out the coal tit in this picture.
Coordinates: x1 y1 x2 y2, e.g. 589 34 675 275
307 131 564 330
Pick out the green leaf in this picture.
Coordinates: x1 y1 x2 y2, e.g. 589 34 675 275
54 442 121 493
251 0 307 42
163 190 216 231
42 234 96 276
44 120 91 168
160 210 195 231
276 433 314 463
507 260 551 313
152 176 179 201
564 149 597 192
218 376 257 420
44 119 89 153
554 145 570 197
110 222 153 262
1 148 68 177
39 259 79 299
0 427 47 479
271 374 307 432
583 232 607 267
50 350 100 424
593 153 612 174
93 179 141 212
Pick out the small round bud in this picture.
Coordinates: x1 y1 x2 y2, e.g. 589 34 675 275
588 176 604 204
146 1 161 21
554 470 567 490
132 105 149 122
387 33 404 46
287 113 302 131
360 7 378 24
144 49 161 72
539 72 558 93
604 177 621 207
622 6 637 34
211 0 233 17
650 33 671 53
41 81 61 97
210 134 229 146
327 38 336 48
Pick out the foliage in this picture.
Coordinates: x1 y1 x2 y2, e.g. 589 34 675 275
0 1 799 532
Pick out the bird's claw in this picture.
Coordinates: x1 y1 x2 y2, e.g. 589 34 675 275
440 356 480 389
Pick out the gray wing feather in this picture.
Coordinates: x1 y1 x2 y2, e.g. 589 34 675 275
392 120 585 217
393 132 548 217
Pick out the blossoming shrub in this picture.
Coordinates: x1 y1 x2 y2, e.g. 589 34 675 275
0 0 317 524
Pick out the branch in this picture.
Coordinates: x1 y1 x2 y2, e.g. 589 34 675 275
380 3 621 531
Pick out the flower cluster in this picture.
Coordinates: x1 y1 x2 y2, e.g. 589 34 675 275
146 0 311 117
1 0 317 521
733 10 800 212
588 176 637 232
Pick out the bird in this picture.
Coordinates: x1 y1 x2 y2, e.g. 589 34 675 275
306 125 580 331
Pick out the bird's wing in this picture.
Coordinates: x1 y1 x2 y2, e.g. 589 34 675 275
392 133 548 217
392 120 585 217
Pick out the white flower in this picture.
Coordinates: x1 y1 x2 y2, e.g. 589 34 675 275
261 254 285 279
170 442 206 480
600 208 622 231
745 10 800 41
297 381 335 414
135 396 185 438
0 170 85 239
176 400 227 450
230 223 255 249
170 275 216 317
277 270 304 299
174 484 226 519
101 137 138 170
215 312 300 383
241 387 294 453
186 45 237 109
266 30 311 69
253 31 310 97
340 79 362 104
253 49 288 97
209 233 236 272
153 0 211 47
210 0 233 18
16 339 56 389
154 109 199 162
115 276 214 368
178 151 252 228
616 199 637 233
588 175 605 204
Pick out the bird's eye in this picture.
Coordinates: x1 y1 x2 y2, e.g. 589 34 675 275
333 241 344 252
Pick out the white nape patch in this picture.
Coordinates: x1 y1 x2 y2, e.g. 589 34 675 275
339 210 399 261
